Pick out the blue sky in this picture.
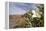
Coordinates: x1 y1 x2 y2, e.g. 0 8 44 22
9 2 37 15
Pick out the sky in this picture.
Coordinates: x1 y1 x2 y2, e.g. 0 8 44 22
9 2 38 15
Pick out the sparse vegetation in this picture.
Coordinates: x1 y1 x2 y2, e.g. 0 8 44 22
9 4 44 28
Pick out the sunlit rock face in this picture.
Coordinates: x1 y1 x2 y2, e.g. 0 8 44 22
32 9 41 18
32 10 37 17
